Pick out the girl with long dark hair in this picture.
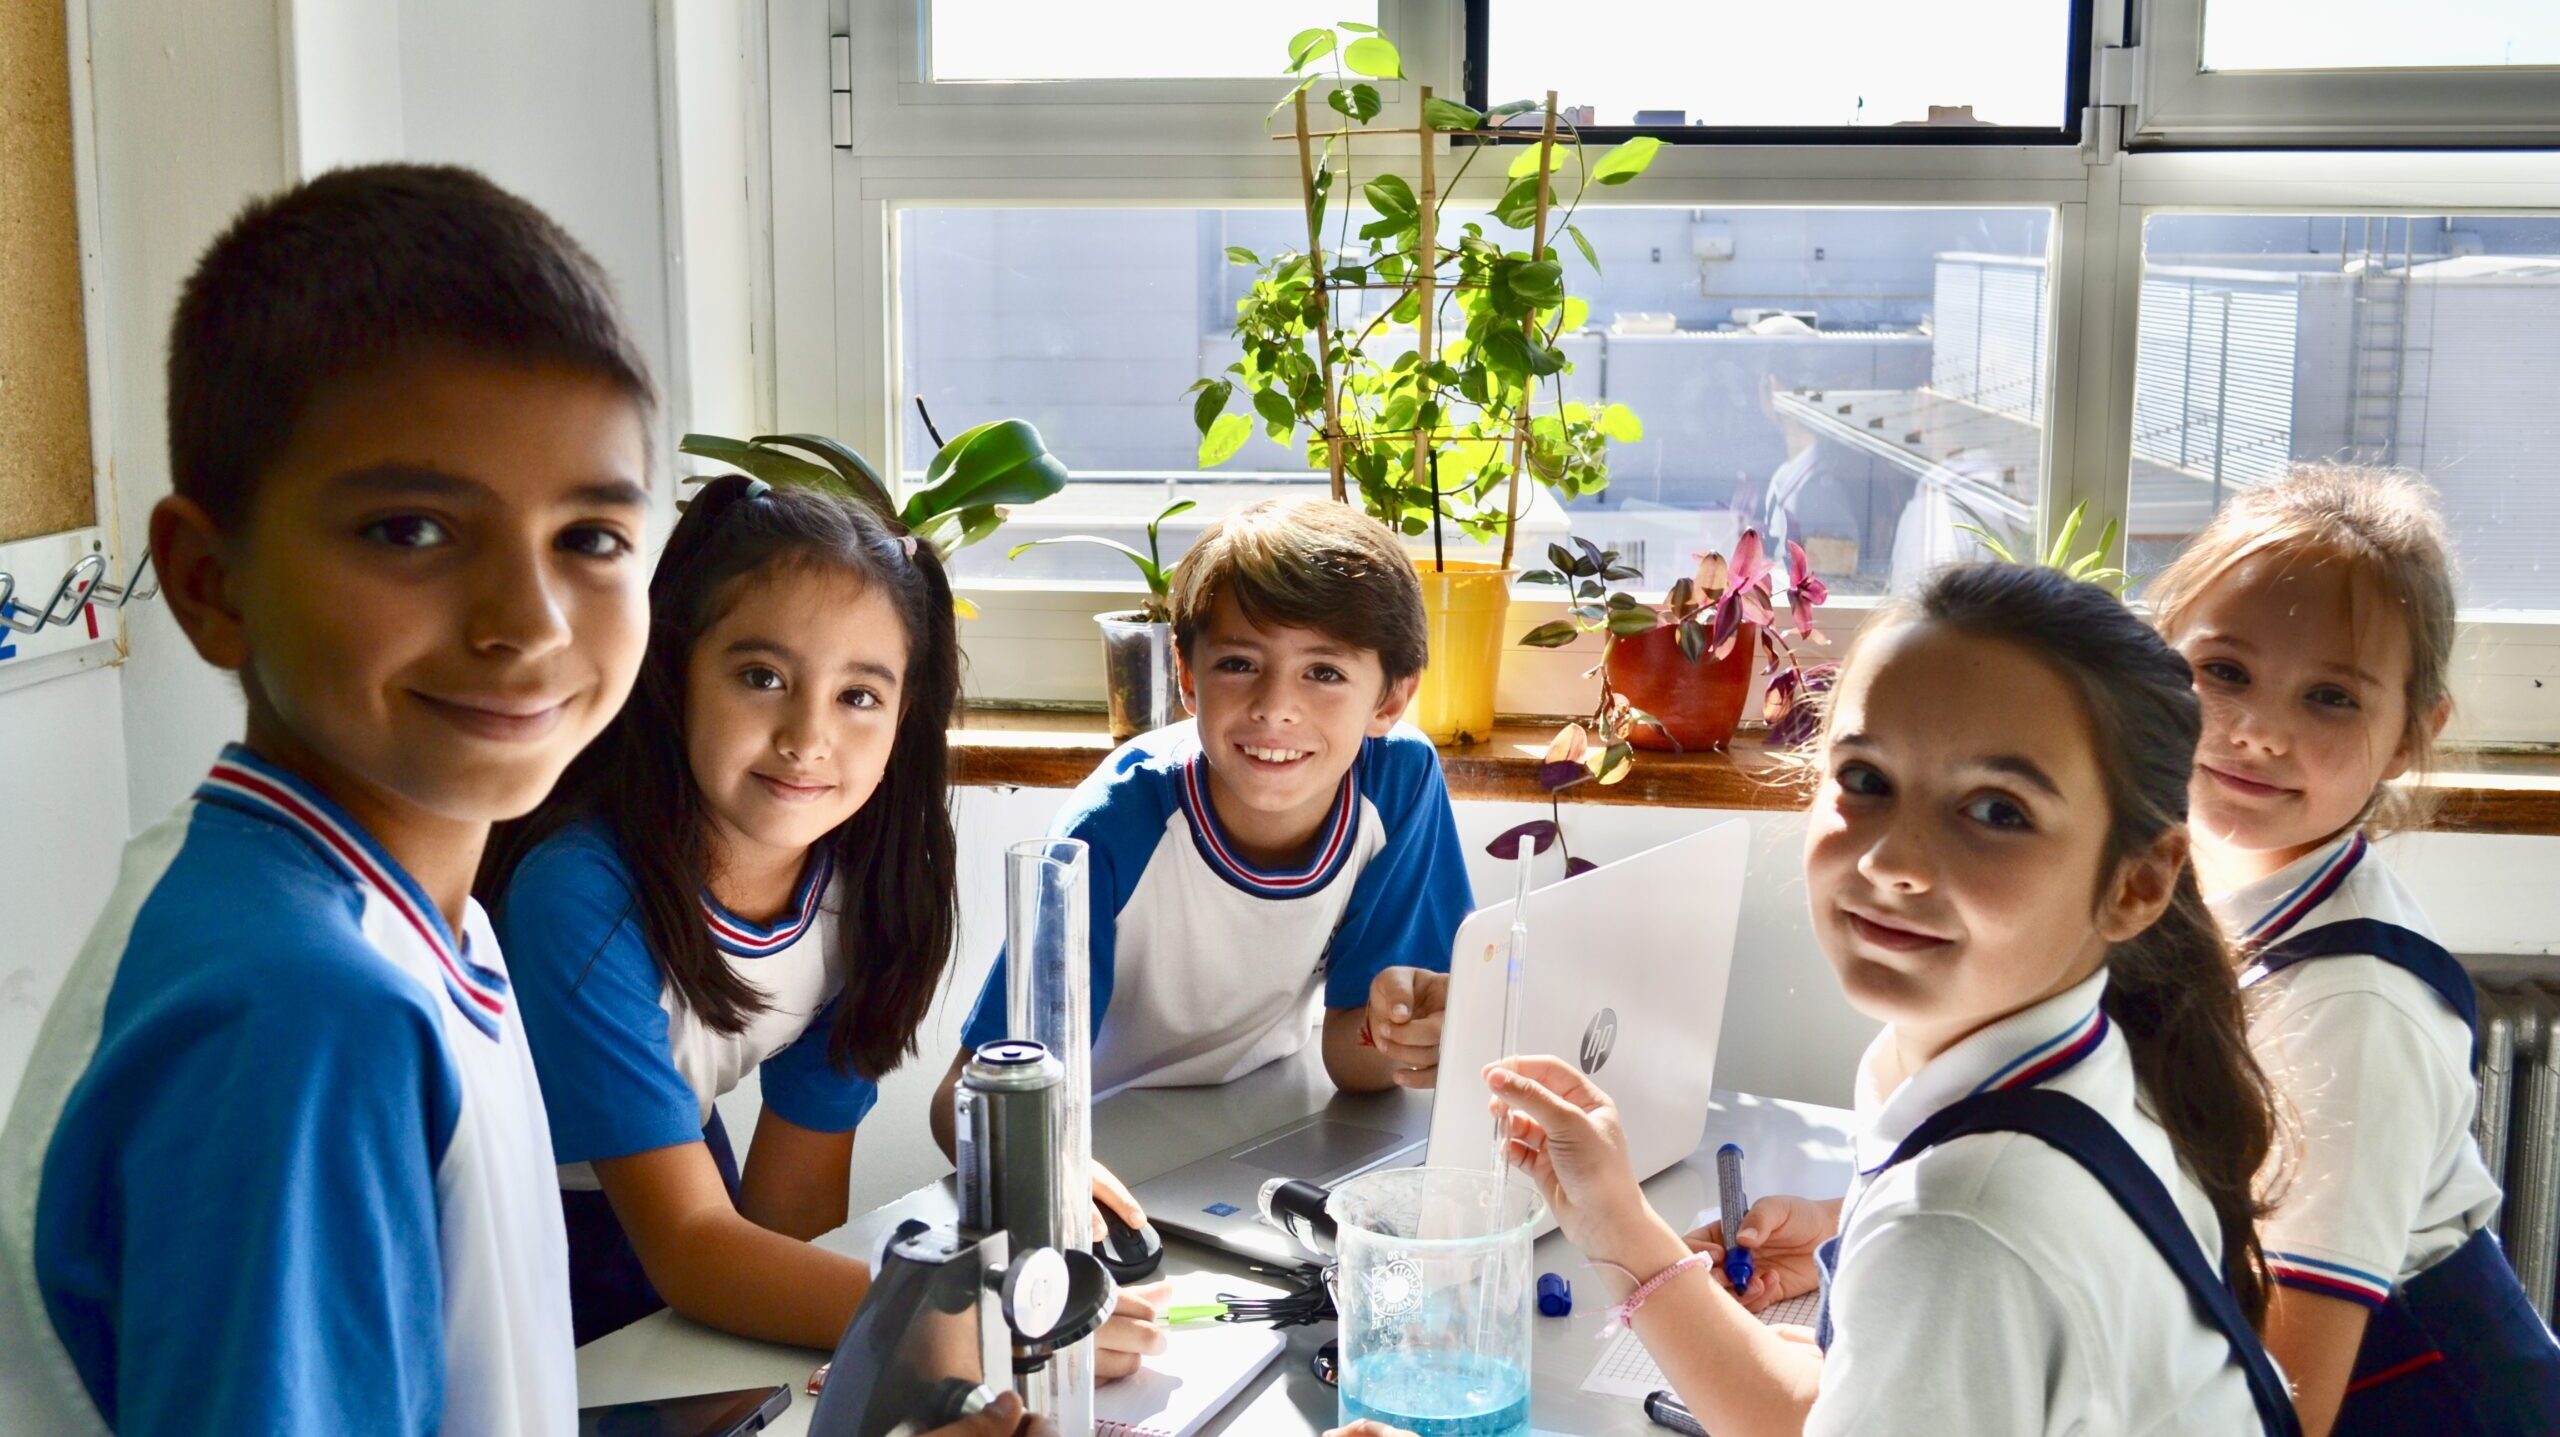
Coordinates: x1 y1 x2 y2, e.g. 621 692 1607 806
1482 564 2296 1436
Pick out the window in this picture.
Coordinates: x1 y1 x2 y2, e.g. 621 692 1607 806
2127 213 2560 612
929 0 1378 82
2202 2 2560 72
1474 0 2085 137
899 205 2054 596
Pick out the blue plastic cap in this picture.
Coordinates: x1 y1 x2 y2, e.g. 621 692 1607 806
1537 1272 1572 1317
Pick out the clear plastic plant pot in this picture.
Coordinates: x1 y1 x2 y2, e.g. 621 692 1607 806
1329 1166 1547 1437
1095 612 1181 742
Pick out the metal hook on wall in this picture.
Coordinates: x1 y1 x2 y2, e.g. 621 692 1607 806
0 551 155 635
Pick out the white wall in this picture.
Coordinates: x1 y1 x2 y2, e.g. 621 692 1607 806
0 670 130 1113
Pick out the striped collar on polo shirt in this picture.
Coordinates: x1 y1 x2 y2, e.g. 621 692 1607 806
1853 970 2115 1175
1176 750 1359 898
701 848 836 958
195 744 509 1040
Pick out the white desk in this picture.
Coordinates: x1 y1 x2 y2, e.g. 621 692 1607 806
577 1052 1855 1436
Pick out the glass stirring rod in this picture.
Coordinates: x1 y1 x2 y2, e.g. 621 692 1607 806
1492 840 1536 1178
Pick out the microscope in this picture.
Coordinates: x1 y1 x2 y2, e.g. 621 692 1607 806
807 1039 1116 1437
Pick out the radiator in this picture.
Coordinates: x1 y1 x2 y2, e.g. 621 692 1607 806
2479 985 2560 1321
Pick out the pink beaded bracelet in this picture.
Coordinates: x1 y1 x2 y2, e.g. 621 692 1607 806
1590 1250 1720 1339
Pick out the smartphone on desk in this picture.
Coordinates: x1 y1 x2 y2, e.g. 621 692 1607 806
579 1385 792 1437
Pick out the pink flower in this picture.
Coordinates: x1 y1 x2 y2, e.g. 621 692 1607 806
1784 540 1829 642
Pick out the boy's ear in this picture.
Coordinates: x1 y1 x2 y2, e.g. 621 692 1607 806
1366 672 1421 737
150 495 248 672
1174 643 1198 718
2097 826 2187 944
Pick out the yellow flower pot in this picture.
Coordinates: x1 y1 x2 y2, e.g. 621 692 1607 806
1409 559 1512 746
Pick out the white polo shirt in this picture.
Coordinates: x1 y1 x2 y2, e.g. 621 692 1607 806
2209 832 2501 1311
1811 971 2263 1436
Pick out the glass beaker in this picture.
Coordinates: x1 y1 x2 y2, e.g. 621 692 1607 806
1329 1167 1547 1437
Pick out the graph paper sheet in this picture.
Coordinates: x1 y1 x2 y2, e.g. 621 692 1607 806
1580 1288 1824 1398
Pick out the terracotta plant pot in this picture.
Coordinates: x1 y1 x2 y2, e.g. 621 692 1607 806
1605 621 1758 751
1409 559 1512 746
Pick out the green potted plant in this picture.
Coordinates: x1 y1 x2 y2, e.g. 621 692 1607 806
1186 21 1660 744
1520 529 1831 756
679 412 1071 616
1007 499 1196 741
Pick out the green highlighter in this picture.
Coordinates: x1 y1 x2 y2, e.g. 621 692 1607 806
1164 1303 1229 1326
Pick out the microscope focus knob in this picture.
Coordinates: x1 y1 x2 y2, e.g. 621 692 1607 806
1002 1246 1070 1341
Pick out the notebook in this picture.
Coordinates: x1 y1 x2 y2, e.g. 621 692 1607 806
1097 1273 1290 1437
1579 1288 1824 1399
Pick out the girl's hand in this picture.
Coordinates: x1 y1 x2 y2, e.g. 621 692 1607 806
1094 1279 1172 1383
924 1391 1054 1436
1484 1057 1677 1271
1686 1194 1842 1313
1327 1424 1417 1437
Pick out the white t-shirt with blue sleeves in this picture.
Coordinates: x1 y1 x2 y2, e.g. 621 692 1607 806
0 745 573 1437
961 720 1473 1094
500 822 876 1190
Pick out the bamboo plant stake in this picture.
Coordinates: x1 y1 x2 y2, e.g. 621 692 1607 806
1292 89 1348 504
1498 90 1561 572
1413 85 1441 571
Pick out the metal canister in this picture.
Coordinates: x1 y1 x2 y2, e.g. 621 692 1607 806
956 1039 1064 1259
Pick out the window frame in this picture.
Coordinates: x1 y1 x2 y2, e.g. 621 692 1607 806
766 0 2560 748
1460 0 2099 148
2134 0 2560 148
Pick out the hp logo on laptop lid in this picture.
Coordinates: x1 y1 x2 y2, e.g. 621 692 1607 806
1580 1008 1619 1074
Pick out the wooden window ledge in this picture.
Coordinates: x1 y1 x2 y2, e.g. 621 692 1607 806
952 709 2560 837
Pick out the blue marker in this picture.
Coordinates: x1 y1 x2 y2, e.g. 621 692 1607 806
1716 1142 1752 1291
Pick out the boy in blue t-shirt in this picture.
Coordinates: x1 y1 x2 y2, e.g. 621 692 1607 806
930 499 1473 1182
0 167 656 1436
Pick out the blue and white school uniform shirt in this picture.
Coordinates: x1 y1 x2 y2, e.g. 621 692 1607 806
0 746 572 1437
1812 972 2261 1435
498 821 878 1191
2208 833 2501 1313
960 720 1472 1095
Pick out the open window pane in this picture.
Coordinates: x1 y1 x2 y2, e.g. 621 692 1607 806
1483 0 2075 130
2202 2 2560 72
930 1 1375 82
898 206 2051 597
2129 214 2560 611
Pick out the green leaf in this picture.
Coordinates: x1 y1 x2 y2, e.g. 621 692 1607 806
1520 619 1581 648
1565 223 1600 274
1423 96 1483 131
1362 173 1417 224
745 433 899 514
1478 327 1537 382
1607 606 1663 636
1526 340 1568 377
1486 98 1540 120
1266 75 1319 125
1559 296 1591 332
1224 245 1260 266
1336 20 1378 33
679 434 854 496
1342 36 1401 78
906 418 1071 528
1597 403 1644 443
1007 533 1154 570
1506 259 1565 308
1591 136 1663 185
1287 28 1334 71
1517 569 1566 585
1493 176 1545 229
1327 82 1383 123
1197 411 1252 468
1252 385 1296 429
1194 379 1232 435
1547 542 1581 576
1506 140 1565 180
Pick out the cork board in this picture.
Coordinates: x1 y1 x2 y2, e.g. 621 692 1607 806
0 0 94 542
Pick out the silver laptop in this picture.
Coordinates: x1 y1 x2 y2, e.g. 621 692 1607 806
1132 820 1749 1264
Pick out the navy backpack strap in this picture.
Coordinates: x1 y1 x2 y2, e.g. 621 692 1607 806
1892 1088 2304 1437
2252 918 2478 1038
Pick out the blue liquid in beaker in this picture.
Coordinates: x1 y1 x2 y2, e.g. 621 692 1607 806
1340 1352 1531 1437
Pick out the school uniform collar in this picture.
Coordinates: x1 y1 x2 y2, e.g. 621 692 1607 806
1175 746 1360 898
700 848 836 959
1852 970 2113 1175
2205 831 2368 955
195 743 510 1040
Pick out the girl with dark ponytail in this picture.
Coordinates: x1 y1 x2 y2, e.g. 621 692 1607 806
1482 563 2296 1437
